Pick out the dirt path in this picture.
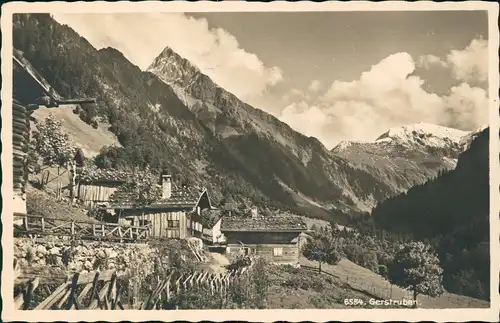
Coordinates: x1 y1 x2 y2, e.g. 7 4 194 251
208 252 230 274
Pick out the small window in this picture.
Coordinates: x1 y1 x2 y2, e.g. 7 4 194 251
168 220 180 228
273 247 283 256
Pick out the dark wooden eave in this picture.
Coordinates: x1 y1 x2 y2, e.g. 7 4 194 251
13 48 96 108
221 228 308 233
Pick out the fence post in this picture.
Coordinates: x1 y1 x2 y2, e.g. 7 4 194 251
22 277 40 310
88 271 100 308
65 273 80 310
71 221 75 237
24 216 29 232
166 280 171 303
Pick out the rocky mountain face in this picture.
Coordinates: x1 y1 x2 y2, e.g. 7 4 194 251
148 47 483 217
331 122 474 195
148 46 403 220
13 13 479 224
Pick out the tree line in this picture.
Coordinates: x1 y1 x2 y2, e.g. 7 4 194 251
351 128 489 300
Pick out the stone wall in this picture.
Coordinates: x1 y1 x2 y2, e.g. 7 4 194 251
14 237 160 277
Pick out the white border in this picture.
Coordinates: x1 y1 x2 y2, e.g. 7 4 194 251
1 1 499 322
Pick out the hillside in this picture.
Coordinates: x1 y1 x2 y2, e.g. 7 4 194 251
148 45 471 217
13 13 477 224
148 45 403 219
369 127 490 300
31 105 120 158
295 257 489 308
13 13 395 223
371 127 488 237
332 122 471 195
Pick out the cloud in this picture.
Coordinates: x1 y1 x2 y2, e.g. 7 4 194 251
447 38 488 83
307 80 322 93
52 13 283 103
280 51 488 148
417 38 488 83
442 83 489 129
280 102 332 143
417 54 448 69
281 88 310 105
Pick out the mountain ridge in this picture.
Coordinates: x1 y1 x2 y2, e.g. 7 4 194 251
148 46 479 203
13 13 482 224
330 121 476 195
148 43 398 217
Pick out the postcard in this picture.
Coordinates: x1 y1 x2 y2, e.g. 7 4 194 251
2 1 499 322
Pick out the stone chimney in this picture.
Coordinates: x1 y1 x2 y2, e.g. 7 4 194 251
162 174 172 199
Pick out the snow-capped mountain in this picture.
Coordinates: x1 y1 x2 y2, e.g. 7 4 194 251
375 122 469 148
331 122 472 195
147 44 416 219
149 45 486 217
14 13 488 225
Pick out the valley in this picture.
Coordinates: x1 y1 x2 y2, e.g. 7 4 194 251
10 12 492 312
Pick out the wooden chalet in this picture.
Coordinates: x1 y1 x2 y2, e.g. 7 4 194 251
12 48 95 214
98 174 213 240
76 171 129 209
220 214 308 265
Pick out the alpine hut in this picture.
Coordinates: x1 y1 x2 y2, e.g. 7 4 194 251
220 213 308 265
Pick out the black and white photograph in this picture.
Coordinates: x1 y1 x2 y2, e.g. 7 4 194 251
2 1 499 322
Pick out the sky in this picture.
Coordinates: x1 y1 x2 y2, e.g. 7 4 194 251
52 10 490 148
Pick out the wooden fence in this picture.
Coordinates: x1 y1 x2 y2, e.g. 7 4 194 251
14 213 151 242
15 264 251 310
15 267 122 310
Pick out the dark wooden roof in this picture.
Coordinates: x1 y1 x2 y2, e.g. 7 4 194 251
77 169 131 184
221 215 307 232
106 186 210 211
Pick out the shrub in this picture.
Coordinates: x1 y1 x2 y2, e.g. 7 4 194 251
168 285 223 309
378 264 388 278
46 254 59 266
281 273 325 292
227 254 252 271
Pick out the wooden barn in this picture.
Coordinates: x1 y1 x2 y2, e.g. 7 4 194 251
12 48 95 214
99 174 213 240
220 214 308 265
76 176 126 209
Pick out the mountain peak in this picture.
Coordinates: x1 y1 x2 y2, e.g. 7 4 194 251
147 45 200 85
